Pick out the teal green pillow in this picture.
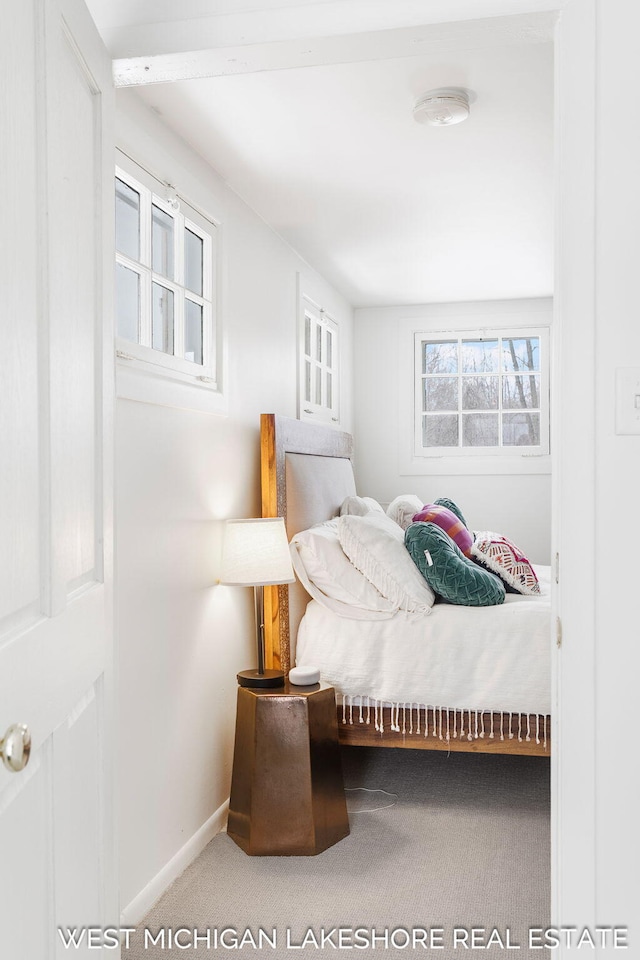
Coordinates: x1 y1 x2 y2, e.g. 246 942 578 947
405 522 505 606
433 496 468 529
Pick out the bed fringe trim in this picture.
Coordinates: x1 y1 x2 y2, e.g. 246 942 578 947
339 695 549 751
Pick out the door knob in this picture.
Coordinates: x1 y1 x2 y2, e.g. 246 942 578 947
0 723 32 773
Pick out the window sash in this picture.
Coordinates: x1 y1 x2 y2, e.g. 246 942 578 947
300 297 339 422
414 328 549 457
115 163 216 383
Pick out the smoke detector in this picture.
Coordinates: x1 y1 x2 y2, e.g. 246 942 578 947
413 88 472 127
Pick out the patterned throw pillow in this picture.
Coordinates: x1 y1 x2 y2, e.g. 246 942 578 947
470 531 540 596
405 522 506 607
412 503 474 557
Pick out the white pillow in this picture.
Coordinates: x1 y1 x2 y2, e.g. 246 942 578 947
337 514 435 615
340 495 385 517
290 520 397 620
386 494 424 530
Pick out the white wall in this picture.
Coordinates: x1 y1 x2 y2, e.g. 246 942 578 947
353 298 552 564
114 92 353 917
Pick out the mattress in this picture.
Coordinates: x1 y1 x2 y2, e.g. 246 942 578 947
296 565 552 718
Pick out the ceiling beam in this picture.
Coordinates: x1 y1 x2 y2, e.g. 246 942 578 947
102 0 565 58
113 11 557 87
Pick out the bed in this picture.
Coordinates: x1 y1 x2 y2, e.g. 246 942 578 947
260 413 551 756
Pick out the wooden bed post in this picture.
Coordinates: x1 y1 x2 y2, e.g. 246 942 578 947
260 414 289 674
260 413 290 674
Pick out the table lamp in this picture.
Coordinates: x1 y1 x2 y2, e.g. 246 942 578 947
220 517 295 687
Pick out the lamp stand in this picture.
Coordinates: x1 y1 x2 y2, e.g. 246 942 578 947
237 585 285 688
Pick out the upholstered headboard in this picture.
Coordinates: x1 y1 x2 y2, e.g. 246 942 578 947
260 413 356 674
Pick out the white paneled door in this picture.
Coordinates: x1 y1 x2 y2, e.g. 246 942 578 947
0 0 116 957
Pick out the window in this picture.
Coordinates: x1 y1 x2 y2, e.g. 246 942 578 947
415 328 549 457
115 157 218 388
299 297 339 424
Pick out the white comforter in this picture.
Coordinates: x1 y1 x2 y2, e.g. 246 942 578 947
296 565 552 716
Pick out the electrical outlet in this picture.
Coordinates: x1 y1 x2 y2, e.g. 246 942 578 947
615 367 640 435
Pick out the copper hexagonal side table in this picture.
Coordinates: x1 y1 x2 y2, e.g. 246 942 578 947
227 682 349 856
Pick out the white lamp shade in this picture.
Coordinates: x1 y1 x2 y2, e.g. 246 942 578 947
220 518 295 586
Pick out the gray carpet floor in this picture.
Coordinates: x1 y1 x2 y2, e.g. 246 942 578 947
123 747 550 959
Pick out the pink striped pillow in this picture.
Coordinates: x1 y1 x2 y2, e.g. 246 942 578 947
412 503 474 557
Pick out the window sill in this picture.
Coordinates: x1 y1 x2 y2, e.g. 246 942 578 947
299 408 341 427
116 356 227 416
400 453 551 477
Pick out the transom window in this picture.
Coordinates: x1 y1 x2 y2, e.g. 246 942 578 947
415 328 549 457
115 157 218 385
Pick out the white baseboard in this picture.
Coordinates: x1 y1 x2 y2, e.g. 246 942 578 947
120 798 229 927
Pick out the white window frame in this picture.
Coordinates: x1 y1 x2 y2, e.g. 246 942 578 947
414 326 550 460
115 152 221 397
298 295 340 425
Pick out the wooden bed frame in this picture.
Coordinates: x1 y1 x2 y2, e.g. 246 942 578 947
260 412 550 756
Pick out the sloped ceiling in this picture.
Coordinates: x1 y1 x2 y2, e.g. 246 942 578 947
88 0 555 307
